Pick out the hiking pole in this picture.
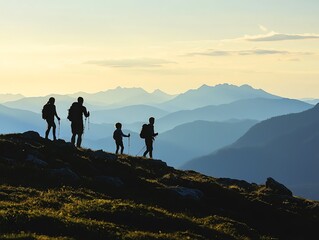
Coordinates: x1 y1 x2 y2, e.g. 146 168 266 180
58 120 61 139
136 145 146 156
128 134 131 155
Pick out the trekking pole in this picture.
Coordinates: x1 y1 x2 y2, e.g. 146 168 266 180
136 145 146 156
87 116 90 131
128 134 131 155
84 117 87 134
58 120 61 139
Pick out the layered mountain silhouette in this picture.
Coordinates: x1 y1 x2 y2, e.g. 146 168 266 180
0 93 24 103
156 120 258 167
0 131 318 239
157 98 312 132
0 104 43 134
301 98 319 105
91 105 169 124
2 84 284 121
160 84 280 110
3 95 103 118
68 87 176 107
1 85 314 177
183 104 319 200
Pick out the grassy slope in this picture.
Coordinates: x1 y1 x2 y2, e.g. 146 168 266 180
0 132 318 240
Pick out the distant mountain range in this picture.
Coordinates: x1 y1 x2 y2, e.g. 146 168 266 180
0 104 42 134
1 84 283 117
1 87 175 118
2 95 105 118
1 84 315 176
300 98 319 105
160 84 280 110
183 104 319 200
68 87 176 107
157 98 312 132
91 105 169 124
0 93 24 103
156 120 258 167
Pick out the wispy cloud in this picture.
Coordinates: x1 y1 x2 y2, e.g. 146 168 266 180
187 49 303 57
259 25 268 32
85 58 175 68
242 31 319 42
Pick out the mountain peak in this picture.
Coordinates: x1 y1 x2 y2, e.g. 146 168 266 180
199 84 211 89
163 83 279 110
152 89 167 95
239 84 254 89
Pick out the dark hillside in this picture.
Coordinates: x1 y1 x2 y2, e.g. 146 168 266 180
0 132 318 239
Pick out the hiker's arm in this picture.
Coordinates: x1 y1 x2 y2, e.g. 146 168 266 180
83 107 90 117
152 127 158 137
121 131 130 138
54 106 60 121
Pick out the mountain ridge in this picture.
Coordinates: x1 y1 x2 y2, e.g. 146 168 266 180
160 83 280 110
157 98 312 132
183 104 319 200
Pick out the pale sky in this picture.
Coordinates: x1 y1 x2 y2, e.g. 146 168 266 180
1 0 319 98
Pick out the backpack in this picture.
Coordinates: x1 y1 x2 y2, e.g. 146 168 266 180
42 104 50 120
67 102 77 121
140 124 149 139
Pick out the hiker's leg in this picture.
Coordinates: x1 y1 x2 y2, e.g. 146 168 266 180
143 150 148 157
120 142 124 154
71 134 76 145
116 143 119 154
77 133 82 147
144 139 152 157
52 122 57 140
45 126 51 139
148 139 153 157
45 121 51 139
149 141 153 159
76 123 84 148
71 122 76 145
143 139 148 157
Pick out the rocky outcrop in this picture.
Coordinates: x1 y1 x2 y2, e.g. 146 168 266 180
168 186 204 200
266 177 293 196
94 176 124 187
49 167 80 183
25 154 48 167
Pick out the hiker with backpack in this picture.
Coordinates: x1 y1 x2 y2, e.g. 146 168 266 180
68 97 90 148
113 122 130 154
42 97 60 141
140 117 158 159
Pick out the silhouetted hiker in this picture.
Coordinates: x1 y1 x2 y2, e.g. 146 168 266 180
68 97 90 147
140 117 158 158
42 97 60 141
113 122 130 154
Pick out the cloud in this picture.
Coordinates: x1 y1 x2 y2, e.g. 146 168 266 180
85 58 175 68
187 49 295 57
259 25 268 32
243 31 319 42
